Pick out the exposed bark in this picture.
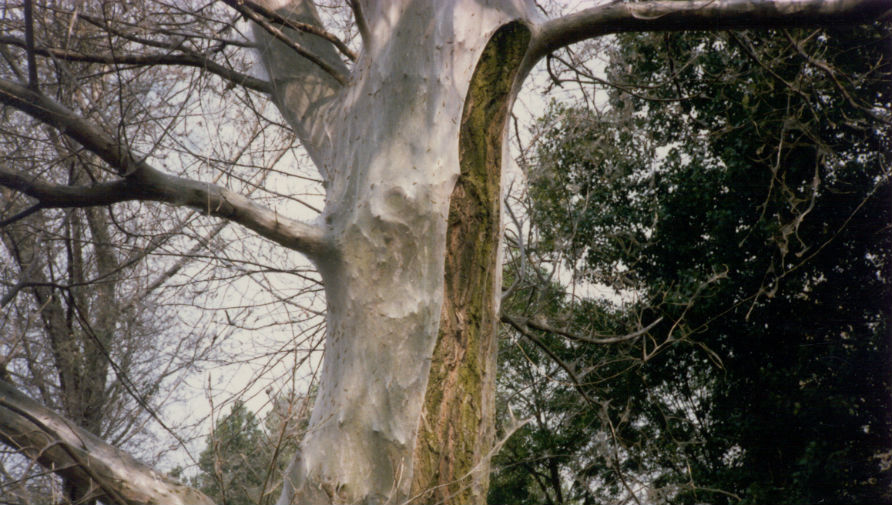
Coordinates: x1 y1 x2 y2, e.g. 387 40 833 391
411 22 530 505
257 2 535 503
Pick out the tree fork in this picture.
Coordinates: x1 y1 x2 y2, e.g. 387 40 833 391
411 21 531 505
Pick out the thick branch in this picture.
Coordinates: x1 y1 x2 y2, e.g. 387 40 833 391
0 380 215 505
224 0 357 61
527 0 892 64
250 0 349 171
224 0 349 85
0 36 271 93
0 79 330 258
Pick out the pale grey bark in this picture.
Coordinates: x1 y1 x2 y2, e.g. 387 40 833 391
251 0 349 171
527 0 892 63
252 2 535 502
0 380 214 505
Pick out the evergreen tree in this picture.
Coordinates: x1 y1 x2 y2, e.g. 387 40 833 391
491 24 891 504
194 402 270 505
184 393 308 505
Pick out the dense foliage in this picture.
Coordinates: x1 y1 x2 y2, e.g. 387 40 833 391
490 25 891 504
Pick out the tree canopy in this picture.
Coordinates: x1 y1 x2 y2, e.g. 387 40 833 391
490 23 891 504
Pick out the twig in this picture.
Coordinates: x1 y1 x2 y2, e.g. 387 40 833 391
502 313 662 345
24 0 38 88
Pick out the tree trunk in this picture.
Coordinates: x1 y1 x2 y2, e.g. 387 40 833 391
410 21 530 505
265 2 534 504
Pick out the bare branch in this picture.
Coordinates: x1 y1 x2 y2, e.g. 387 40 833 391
527 0 892 64
502 313 663 345
249 0 350 171
0 43 26 81
0 79 330 259
348 0 372 48
222 0 350 85
0 35 272 93
502 315 598 405
0 203 42 227
129 221 230 306
23 0 37 89
0 380 216 505
226 0 357 61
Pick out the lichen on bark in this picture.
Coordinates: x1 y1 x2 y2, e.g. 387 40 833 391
411 21 531 505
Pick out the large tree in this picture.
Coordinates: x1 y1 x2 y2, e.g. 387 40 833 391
0 1 888 504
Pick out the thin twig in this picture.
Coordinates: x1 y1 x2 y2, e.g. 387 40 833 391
24 0 38 88
502 313 662 345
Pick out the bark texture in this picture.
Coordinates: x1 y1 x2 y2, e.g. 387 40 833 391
410 22 530 505
260 2 534 503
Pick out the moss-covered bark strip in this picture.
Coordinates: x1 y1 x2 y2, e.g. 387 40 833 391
411 22 530 505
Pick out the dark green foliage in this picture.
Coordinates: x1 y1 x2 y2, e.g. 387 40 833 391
193 401 269 505
491 25 891 505
181 396 303 505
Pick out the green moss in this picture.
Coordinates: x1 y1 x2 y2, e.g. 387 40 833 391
411 21 531 504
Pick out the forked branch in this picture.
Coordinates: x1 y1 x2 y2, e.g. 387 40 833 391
0 79 330 259
222 0 357 61
223 0 350 85
249 0 350 171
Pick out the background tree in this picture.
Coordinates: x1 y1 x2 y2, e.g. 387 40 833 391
182 391 310 505
0 4 231 502
0 1 888 505
0 2 321 503
194 402 268 505
490 23 891 504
